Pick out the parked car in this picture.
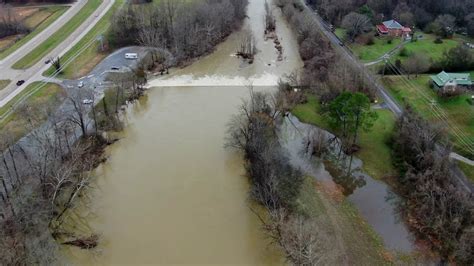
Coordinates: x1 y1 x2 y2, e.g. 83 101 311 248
111 66 120 70
78 81 84 88
45 59 51 64
16 80 25 86
82 99 93 105
125 53 138 59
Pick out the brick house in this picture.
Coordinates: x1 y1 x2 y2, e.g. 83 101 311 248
376 20 412 38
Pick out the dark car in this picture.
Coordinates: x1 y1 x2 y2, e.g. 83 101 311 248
111 66 120 70
45 59 51 64
16 80 25 86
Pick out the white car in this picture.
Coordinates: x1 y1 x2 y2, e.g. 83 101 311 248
82 99 93 105
125 53 138 59
78 81 84 88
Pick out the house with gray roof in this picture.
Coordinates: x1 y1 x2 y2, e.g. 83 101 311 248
376 19 412 38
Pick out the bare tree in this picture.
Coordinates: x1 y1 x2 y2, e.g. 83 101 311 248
403 52 430 78
341 12 372 42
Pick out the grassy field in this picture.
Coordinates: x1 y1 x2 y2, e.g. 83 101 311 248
394 33 461 62
295 176 390 264
292 95 398 180
458 161 474 183
0 80 10 91
0 82 65 141
351 37 402 62
0 6 69 60
12 0 102 69
382 74 474 158
43 0 125 79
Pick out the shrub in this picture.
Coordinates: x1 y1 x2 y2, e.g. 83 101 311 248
366 35 375 45
399 47 410 57
434 37 443 44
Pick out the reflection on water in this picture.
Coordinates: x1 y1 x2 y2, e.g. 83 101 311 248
279 114 415 253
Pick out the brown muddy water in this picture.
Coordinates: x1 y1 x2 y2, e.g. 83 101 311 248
61 0 417 263
62 0 301 264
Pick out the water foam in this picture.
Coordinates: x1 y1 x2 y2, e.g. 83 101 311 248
146 73 279 87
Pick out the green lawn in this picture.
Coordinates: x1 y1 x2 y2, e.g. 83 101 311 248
43 0 125 79
458 161 474 183
0 82 65 141
383 74 474 158
12 0 102 69
0 80 10 91
0 6 69 60
394 33 461 62
335 28 346 40
292 95 398 180
351 36 402 62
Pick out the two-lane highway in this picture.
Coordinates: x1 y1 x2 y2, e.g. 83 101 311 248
0 0 115 109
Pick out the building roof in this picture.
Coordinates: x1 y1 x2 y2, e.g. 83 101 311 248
383 20 403 30
377 24 389 33
402 27 412 32
430 71 472 87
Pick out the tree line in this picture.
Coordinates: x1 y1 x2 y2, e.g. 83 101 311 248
307 0 474 37
108 0 248 66
0 5 29 39
391 107 474 264
226 87 327 265
0 68 147 264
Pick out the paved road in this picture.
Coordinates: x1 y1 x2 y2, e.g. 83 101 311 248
308 8 474 193
0 0 115 108
311 12 402 115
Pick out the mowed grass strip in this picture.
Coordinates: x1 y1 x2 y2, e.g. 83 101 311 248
44 0 125 79
383 74 474 157
12 0 102 69
292 95 398 180
0 82 65 141
0 80 10 91
296 176 389 264
0 6 69 59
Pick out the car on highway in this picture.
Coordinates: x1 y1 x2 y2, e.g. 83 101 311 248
82 99 93 105
111 66 120 70
45 59 51 64
78 81 84 88
16 80 25 86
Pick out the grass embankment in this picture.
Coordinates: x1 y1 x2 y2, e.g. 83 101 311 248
0 80 10 90
43 0 125 79
12 0 102 69
296 176 389 264
0 82 65 141
0 6 68 59
292 95 398 180
458 161 474 183
383 74 474 158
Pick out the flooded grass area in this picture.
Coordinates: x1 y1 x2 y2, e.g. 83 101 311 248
292 95 398 180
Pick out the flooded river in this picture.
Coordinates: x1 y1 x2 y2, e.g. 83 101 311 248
63 0 418 263
64 0 301 264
